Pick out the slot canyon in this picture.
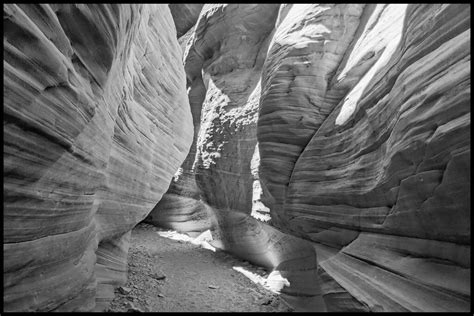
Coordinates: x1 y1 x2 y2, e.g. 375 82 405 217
3 3 471 313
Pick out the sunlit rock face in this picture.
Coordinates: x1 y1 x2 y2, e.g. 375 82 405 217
258 3 366 225
190 4 280 213
259 3 470 312
212 211 327 311
148 3 280 232
151 3 470 313
3 4 193 312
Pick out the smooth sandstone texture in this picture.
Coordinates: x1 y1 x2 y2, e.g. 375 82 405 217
189 4 280 213
8 3 467 313
150 3 470 313
260 3 470 312
148 3 280 230
149 3 363 311
258 4 366 225
211 211 327 311
4 4 192 312
148 4 329 310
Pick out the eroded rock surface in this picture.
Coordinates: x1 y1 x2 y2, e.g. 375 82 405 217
148 4 329 310
211 211 327 311
5 2 470 313
274 4 470 312
148 3 280 231
4 4 192 311
149 3 470 313
258 4 366 225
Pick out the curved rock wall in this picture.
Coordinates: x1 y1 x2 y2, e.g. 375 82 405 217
274 4 470 312
282 3 470 246
148 3 280 231
258 4 366 225
212 211 327 311
190 4 280 212
3 4 193 311
149 3 470 313
259 3 470 312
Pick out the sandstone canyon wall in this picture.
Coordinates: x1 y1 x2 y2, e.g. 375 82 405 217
3 4 193 311
149 3 471 312
146 4 329 311
3 3 470 313
148 3 281 234
278 4 471 312
269 4 470 312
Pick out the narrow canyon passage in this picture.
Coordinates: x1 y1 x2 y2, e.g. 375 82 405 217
3 4 470 313
107 223 292 312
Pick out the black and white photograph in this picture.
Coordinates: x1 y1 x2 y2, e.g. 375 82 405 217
3 3 471 313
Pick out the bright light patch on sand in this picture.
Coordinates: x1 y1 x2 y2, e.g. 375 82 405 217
158 229 216 252
251 209 271 222
233 266 290 294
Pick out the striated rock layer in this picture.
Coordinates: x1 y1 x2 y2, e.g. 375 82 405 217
150 3 470 313
259 3 470 312
258 4 367 225
211 211 327 311
3 4 193 311
148 4 329 310
148 3 281 231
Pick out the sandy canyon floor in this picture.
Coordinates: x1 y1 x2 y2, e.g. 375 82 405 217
107 223 293 312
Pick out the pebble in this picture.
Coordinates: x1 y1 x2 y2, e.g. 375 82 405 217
123 302 134 309
259 298 272 305
127 307 143 312
208 285 219 289
150 272 166 280
118 286 132 295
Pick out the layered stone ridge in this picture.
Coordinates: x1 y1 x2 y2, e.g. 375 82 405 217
258 3 470 312
4 2 469 313
148 3 281 231
4 3 193 311
150 3 470 313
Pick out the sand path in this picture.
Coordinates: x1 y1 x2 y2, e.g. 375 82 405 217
108 223 292 312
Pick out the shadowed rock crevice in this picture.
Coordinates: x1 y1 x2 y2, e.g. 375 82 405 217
169 4 204 38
